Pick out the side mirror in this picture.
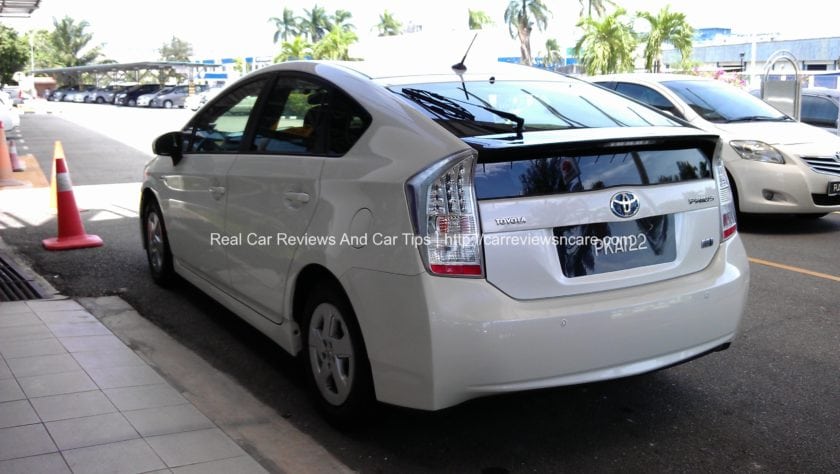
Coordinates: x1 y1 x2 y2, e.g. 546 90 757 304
152 131 184 165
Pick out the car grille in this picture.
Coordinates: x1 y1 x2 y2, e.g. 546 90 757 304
801 156 840 176
812 194 840 206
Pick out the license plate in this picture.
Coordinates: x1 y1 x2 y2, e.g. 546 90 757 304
829 182 840 196
554 215 676 278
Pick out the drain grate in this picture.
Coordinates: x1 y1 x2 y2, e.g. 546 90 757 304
0 251 47 301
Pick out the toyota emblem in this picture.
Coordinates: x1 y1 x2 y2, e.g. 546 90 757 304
610 192 640 218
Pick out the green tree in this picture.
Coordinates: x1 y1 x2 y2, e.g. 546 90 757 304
375 10 402 37
504 0 551 65
270 7 299 44
637 5 694 72
274 36 313 63
575 8 636 75
48 16 104 67
300 5 331 42
0 25 29 84
333 9 355 32
578 0 616 18
312 27 358 60
24 30 54 69
468 9 494 30
544 38 563 68
158 36 193 61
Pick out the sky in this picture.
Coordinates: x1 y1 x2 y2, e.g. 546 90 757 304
3 0 838 63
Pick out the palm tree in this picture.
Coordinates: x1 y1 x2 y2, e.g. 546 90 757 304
544 38 563 69
49 16 104 67
274 36 313 63
504 0 551 65
375 10 402 37
578 0 616 18
269 7 299 44
300 5 331 42
333 9 355 32
312 27 358 60
468 9 494 30
637 6 694 72
574 8 636 75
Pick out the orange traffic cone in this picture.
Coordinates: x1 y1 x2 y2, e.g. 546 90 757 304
49 141 67 210
8 140 24 171
0 122 25 187
42 153 103 251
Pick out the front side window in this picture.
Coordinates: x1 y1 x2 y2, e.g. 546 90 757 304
614 82 679 116
801 95 839 127
185 78 269 153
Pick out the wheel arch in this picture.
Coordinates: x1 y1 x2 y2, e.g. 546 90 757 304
291 264 349 330
139 187 160 250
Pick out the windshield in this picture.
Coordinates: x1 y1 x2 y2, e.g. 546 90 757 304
390 80 680 138
663 80 789 123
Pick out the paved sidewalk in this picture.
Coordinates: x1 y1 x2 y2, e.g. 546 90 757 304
0 298 268 474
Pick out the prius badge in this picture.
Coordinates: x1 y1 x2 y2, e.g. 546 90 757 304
610 192 640 218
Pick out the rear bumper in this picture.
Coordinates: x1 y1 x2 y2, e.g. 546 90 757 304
341 236 749 410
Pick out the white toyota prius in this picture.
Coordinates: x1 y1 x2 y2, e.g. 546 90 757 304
141 61 749 424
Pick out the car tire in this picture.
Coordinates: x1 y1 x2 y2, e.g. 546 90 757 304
128 99 136 107
301 282 374 427
163 100 173 109
143 199 175 286
95 97 104 104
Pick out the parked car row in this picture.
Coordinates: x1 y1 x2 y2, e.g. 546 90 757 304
46 83 207 108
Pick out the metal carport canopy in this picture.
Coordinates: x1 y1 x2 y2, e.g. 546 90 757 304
31 61 220 76
0 0 41 17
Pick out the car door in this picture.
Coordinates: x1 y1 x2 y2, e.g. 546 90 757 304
223 75 354 322
162 77 270 288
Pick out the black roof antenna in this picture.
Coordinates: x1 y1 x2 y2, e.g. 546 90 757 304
452 33 478 100
452 33 478 75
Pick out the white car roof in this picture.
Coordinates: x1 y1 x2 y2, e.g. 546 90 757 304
261 60 573 86
588 73 712 84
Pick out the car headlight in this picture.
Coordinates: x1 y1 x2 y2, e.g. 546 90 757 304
729 140 785 164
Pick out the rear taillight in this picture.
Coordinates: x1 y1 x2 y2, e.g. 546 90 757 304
406 151 483 277
715 158 737 241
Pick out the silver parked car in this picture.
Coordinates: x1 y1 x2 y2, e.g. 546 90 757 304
150 85 199 108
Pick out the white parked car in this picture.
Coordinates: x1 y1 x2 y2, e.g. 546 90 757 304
0 92 20 131
184 87 223 111
141 61 749 423
592 74 840 217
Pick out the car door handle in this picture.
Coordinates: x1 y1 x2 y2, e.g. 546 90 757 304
209 186 226 199
284 192 311 203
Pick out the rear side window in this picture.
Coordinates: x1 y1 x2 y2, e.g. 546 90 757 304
184 78 269 153
251 76 370 156
475 148 712 200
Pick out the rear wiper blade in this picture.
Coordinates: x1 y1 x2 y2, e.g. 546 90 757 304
401 87 524 139
400 88 475 121
725 115 791 123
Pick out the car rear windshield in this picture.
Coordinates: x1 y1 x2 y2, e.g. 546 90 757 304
391 80 680 138
474 148 712 200
663 80 788 123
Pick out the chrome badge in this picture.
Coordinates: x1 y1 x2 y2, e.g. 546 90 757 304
494 216 527 225
610 192 640 218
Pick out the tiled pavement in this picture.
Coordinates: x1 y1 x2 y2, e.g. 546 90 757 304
0 299 268 474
